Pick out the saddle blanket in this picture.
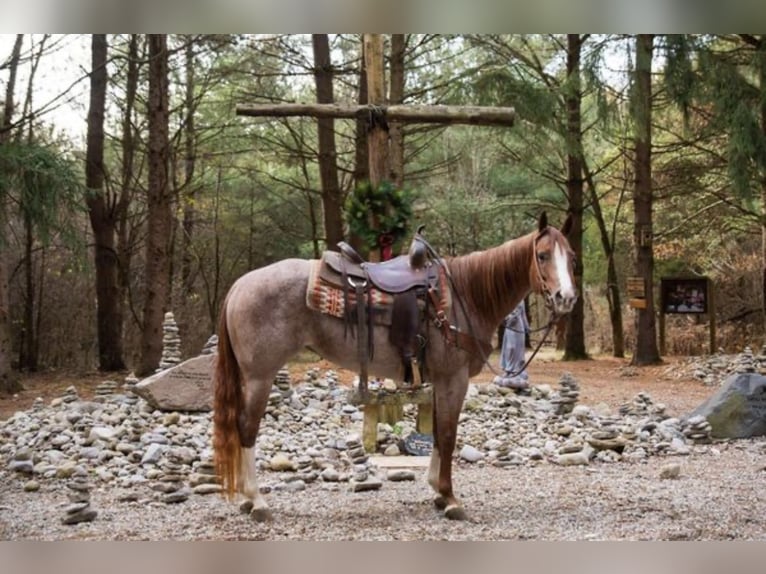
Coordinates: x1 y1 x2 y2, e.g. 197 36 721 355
306 259 395 322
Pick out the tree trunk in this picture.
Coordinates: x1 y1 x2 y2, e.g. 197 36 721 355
311 34 344 251
389 34 406 189
86 34 126 372
350 39 369 254
0 34 24 393
563 34 588 361
19 213 36 370
759 40 766 342
632 34 661 366
117 35 139 348
181 38 198 297
584 160 625 357
138 34 171 377
0 35 23 140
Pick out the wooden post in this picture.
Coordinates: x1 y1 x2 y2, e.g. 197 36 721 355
363 34 389 193
659 307 666 356
363 34 403 429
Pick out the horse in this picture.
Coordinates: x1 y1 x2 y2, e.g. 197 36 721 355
213 211 577 522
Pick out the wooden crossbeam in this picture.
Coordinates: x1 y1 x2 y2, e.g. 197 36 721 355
235 103 515 128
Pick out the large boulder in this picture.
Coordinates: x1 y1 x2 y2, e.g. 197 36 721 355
687 373 766 438
133 354 216 411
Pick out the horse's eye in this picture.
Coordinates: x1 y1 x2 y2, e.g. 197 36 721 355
537 252 550 263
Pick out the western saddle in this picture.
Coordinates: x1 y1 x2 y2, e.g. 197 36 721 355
318 231 441 394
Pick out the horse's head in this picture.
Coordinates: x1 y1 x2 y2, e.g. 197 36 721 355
531 212 577 317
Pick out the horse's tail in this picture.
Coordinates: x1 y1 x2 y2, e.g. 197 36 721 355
213 294 243 499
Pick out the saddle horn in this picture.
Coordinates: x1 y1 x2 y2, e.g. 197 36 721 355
408 225 428 270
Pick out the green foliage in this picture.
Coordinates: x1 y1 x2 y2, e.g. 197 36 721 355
345 181 413 251
0 142 84 245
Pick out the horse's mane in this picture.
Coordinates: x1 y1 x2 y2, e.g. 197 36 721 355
446 231 536 326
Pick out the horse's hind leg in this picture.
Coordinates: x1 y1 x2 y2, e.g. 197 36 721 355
237 378 273 522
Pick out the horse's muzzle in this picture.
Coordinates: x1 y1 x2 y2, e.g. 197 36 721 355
546 289 577 317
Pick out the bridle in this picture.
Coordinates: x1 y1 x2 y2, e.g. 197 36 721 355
501 228 568 378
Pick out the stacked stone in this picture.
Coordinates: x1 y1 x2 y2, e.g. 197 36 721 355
93 380 118 401
346 434 382 492
189 457 221 495
682 414 713 443
123 372 139 395
587 416 627 453
154 450 190 503
551 372 579 415
31 397 45 412
492 443 522 468
201 334 218 355
61 385 79 404
274 368 292 396
158 311 182 371
295 454 318 483
62 469 97 525
324 370 340 389
303 367 320 384
734 346 756 374
619 391 656 417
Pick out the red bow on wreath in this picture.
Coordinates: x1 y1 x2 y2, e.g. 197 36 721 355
378 233 395 261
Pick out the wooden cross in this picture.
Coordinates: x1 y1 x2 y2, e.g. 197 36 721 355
236 34 515 217
235 35 515 452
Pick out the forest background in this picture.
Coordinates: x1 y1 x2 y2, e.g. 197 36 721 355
1 34 765 394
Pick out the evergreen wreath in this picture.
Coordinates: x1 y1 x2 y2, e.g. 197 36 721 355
345 180 413 251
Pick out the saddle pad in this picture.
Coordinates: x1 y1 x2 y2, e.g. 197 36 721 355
307 259 395 322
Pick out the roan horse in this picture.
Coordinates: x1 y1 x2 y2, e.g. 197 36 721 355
213 212 577 522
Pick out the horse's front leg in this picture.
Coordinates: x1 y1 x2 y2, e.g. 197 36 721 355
427 374 470 521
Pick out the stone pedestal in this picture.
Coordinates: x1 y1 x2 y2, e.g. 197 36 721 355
347 385 433 453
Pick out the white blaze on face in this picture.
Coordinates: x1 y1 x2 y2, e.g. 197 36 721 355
553 243 575 299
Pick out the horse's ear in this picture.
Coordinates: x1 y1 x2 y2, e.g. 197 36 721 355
561 212 574 237
538 211 548 232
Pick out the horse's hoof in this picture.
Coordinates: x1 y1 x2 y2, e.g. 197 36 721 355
250 507 273 523
433 495 448 510
444 504 468 521
239 500 254 514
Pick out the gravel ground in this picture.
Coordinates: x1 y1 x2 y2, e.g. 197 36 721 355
2 439 765 541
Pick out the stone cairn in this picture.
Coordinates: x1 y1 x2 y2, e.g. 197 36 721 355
158 311 182 371
681 414 713 444
123 372 139 396
152 450 191 504
61 385 79 404
346 434 382 492
551 372 580 415
201 334 218 355
93 380 118 401
734 346 756 374
62 468 97 525
189 456 221 495
274 368 292 396
619 391 666 418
